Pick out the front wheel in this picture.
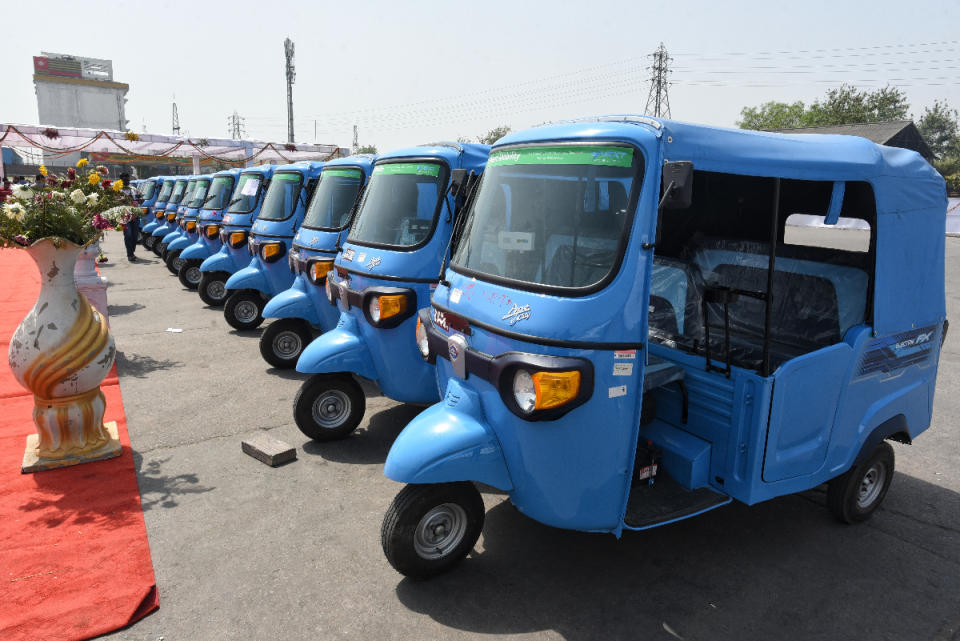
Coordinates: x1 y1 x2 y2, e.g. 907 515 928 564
293 374 365 441
153 240 165 257
198 271 230 306
827 441 895 524
178 259 203 289
381 482 485 579
223 290 265 330
143 235 159 252
260 318 314 369
165 249 183 275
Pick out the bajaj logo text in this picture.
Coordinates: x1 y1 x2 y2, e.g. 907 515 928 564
502 303 531 326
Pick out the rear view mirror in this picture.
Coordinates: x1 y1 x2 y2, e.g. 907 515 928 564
660 161 693 210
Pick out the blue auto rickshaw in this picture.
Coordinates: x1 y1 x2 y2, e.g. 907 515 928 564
177 169 242 290
293 142 490 441
141 176 173 246
159 175 200 267
193 165 275 303
222 161 326 330
148 176 190 255
163 174 212 275
378 116 949 578
258 155 376 368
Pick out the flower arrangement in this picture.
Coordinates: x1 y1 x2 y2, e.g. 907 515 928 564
42 127 60 140
124 131 140 142
0 165 138 248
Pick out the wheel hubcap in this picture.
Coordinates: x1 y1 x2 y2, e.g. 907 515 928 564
186 267 202 284
414 503 468 560
273 330 303 358
172 257 184 271
857 462 887 508
207 280 226 300
234 300 259 324
311 389 351 428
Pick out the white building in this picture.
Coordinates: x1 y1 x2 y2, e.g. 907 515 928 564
33 53 128 131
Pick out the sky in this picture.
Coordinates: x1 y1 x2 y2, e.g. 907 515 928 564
2 0 959 153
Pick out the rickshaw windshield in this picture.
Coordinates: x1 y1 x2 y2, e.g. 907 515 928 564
187 179 210 208
347 162 445 249
204 176 236 210
181 181 198 206
140 180 157 200
452 144 640 291
257 172 304 221
157 180 174 202
302 168 363 231
169 180 188 204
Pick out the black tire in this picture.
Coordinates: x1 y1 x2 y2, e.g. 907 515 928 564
143 235 159 252
139 230 148 245
153 239 165 256
178 259 203 290
198 271 230 306
381 482 485 579
293 374 365 441
165 249 183 275
260 318 314 369
224 290 265 330
827 441 895 524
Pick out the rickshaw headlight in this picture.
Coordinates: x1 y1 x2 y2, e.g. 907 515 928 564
186 220 197 232
368 294 406 323
205 224 220 239
166 212 176 221
140 207 149 216
512 370 537 414
229 230 247 248
308 261 333 284
416 317 430 358
261 242 285 263
155 211 163 219
531 371 581 411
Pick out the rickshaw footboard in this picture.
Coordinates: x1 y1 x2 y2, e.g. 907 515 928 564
624 475 730 530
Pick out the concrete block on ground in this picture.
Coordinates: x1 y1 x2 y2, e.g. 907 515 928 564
241 434 297 467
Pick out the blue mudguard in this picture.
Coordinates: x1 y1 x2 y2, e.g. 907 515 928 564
295 312 377 379
201 250 244 274
384 379 513 491
225 263 269 293
262 278 321 325
181 242 211 261
161 230 181 245
167 235 194 252
142 221 160 234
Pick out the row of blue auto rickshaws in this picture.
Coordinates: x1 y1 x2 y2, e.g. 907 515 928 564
131 115 948 578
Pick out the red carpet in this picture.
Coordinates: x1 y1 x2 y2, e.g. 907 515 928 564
0 248 158 640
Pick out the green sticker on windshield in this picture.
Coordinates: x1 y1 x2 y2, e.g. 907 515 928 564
213 177 233 186
488 146 634 168
373 163 440 177
323 168 362 179
275 172 301 181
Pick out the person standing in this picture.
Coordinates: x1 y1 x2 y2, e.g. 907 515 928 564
119 172 140 262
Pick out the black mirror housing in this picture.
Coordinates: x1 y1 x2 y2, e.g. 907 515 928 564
661 161 693 210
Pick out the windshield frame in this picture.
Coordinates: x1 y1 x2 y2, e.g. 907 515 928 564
141 180 158 200
156 180 174 203
346 157 450 253
187 179 211 209
256 170 306 223
226 172 265 214
168 179 189 205
449 140 645 297
203 175 237 211
301 165 366 232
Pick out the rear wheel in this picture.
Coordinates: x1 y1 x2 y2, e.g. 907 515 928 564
293 374 365 441
224 290 265 330
198 271 230 306
827 441 895 524
260 318 313 369
381 482 485 579
165 249 183 275
178 259 203 289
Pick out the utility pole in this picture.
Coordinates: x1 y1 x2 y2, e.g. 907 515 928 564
644 42 672 119
228 110 246 140
172 95 181 135
284 38 296 143
352 125 359 154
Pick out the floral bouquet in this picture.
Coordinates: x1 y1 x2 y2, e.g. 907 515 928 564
0 160 139 248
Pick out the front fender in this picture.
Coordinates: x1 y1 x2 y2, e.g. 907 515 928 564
201 250 244 274
181 241 211 261
384 379 513 490
225 263 268 294
295 312 376 379
263 278 321 324
168 235 194 251
142 221 160 234
151 224 172 237
161 230 182 245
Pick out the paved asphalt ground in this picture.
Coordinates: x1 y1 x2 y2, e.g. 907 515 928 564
97 229 959 641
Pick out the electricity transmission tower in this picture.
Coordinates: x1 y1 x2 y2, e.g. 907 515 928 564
227 111 247 140
172 96 181 135
644 42 672 119
284 38 296 143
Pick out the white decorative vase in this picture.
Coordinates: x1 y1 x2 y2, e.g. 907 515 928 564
74 239 109 322
7 237 121 473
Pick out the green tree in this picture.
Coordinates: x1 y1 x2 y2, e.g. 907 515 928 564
918 100 960 159
737 101 808 130
477 126 512 145
356 144 377 154
455 136 472 144
739 85 910 130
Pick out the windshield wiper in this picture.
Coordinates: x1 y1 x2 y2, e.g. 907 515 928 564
226 197 242 208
